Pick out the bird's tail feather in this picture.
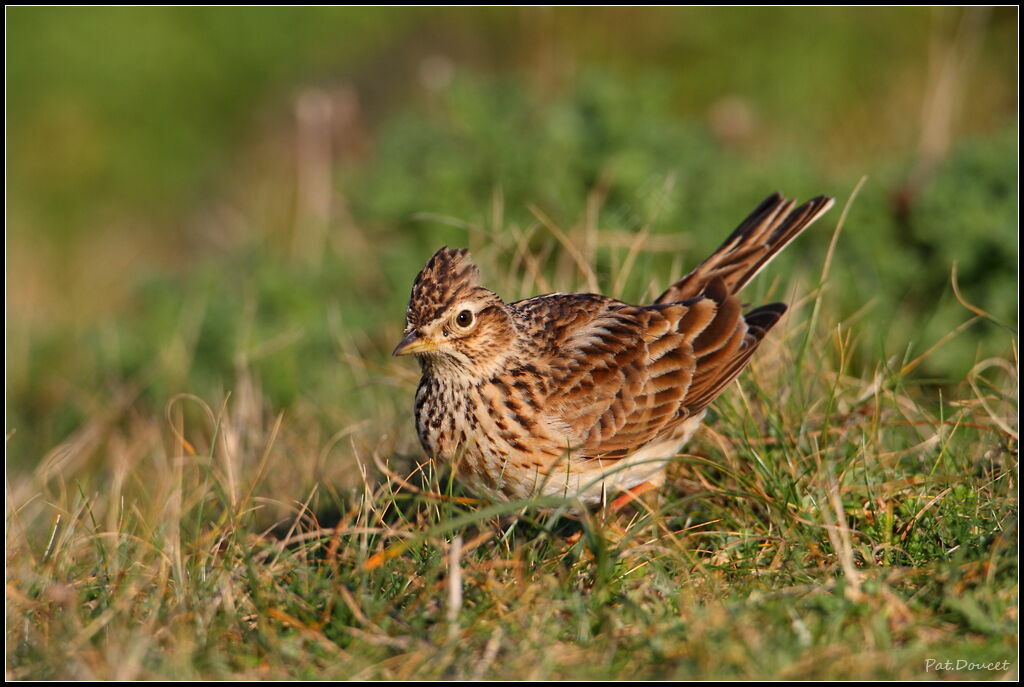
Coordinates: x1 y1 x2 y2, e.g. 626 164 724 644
654 193 834 304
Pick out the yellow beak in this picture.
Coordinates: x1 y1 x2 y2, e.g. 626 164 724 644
392 330 441 356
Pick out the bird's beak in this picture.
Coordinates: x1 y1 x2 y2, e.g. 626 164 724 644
392 330 440 356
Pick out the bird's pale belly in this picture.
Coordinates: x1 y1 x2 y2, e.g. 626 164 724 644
416 384 705 503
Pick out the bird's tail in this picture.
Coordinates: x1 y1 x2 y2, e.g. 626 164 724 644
654 193 834 304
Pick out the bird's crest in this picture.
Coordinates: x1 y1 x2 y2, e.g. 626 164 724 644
407 247 486 326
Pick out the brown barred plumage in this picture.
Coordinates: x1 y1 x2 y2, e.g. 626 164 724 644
394 192 834 503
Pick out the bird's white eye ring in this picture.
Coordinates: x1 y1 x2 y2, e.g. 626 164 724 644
455 309 474 328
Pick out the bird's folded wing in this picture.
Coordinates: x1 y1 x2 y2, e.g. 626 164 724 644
538 281 770 461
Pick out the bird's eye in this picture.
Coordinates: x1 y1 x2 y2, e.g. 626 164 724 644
455 309 474 328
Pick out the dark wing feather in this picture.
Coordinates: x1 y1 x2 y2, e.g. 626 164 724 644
682 298 787 413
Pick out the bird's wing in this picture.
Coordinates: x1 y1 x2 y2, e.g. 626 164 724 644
529 281 783 460
654 193 834 304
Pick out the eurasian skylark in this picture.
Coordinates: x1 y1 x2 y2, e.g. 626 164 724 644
394 192 834 506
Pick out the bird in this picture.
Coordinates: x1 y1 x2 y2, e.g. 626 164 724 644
393 192 834 509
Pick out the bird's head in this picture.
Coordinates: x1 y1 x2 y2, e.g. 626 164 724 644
393 248 515 377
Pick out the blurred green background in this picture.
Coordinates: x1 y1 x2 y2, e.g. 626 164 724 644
6 7 1018 469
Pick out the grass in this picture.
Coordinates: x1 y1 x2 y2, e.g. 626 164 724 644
5 8 1018 680
6 190 1017 678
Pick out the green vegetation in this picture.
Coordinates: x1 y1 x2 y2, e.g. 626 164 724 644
6 7 1017 680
